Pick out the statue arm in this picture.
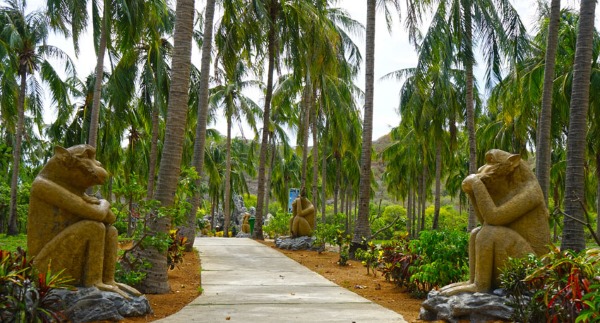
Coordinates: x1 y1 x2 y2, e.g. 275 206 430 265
31 178 111 222
471 179 541 225
299 203 315 217
465 191 484 224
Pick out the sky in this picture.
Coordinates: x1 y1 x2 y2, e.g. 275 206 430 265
28 0 600 142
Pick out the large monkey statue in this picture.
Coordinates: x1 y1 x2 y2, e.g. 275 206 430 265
27 145 140 298
440 149 550 296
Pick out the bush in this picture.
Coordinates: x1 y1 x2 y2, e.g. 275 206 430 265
408 230 469 296
499 254 545 322
262 211 292 238
0 248 72 322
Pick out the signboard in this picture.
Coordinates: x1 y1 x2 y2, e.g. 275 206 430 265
288 188 300 213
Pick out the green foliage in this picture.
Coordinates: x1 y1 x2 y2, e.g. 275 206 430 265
167 229 187 270
500 254 545 322
335 229 352 266
244 194 257 209
262 211 292 238
0 234 27 252
408 230 469 297
355 241 379 276
378 236 419 290
0 248 73 322
371 205 406 240
433 205 468 231
267 200 282 216
314 222 343 248
522 246 600 323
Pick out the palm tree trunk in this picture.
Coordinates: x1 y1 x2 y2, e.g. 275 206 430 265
254 0 278 240
464 6 478 231
223 117 233 236
137 0 196 294
146 97 160 199
421 164 427 232
265 135 276 217
407 186 412 238
7 69 27 236
536 0 561 205
184 0 216 250
311 90 319 222
320 120 328 223
88 0 108 147
432 139 442 229
334 153 341 216
561 0 596 252
353 0 376 254
597 151 600 238
300 82 311 189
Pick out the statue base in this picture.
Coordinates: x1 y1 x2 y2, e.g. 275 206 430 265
419 290 514 322
274 236 317 250
51 287 152 322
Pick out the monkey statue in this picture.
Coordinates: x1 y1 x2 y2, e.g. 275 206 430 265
241 213 251 233
27 145 140 298
289 188 316 237
440 149 550 296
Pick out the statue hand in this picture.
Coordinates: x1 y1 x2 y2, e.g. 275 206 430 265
462 174 479 193
82 193 100 205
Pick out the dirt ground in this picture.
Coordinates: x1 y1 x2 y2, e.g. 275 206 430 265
119 239 424 322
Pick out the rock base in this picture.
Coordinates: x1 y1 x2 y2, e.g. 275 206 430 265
419 290 513 323
51 287 152 322
274 236 317 250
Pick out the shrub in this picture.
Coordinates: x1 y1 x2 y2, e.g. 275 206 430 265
408 230 469 296
499 254 545 322
263 211 292 238
378 237 418 289
0 248 72 322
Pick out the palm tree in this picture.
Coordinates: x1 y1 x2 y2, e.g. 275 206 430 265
136 0 196 294
210 60 260 235
535 0 561 204
354 0 401 254
184 0 217 250
0 0 73 235
405 0 528 230
561 0 597 252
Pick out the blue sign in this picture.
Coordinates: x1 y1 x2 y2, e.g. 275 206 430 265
288 188 300 213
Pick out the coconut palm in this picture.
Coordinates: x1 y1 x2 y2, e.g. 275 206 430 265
405 0 528 230
135 0 196 294
0 0 73 235
561 0 597 252
209 60 261 235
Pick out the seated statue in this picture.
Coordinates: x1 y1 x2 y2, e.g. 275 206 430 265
289 188 316 237
27 145 140 298
241 213 251 233
440 149 550 296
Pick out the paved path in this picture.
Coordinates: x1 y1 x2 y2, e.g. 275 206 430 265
156 237 407 323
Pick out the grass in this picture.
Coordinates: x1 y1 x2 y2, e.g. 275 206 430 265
0 234 27 252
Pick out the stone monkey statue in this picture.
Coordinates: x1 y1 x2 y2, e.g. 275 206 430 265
289 188 316 237
27 145 140 298
440 149 550 296
241 213 251 233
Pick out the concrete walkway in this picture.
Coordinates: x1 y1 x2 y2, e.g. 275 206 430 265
156 237 407 323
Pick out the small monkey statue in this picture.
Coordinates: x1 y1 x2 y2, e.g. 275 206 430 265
289 187 316 237
27 145 140 298
440 149 550 296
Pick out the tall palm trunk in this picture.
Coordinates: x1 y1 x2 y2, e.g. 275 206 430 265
254 0 278 240
311 92 319 221
265 134 276 217
147 93 161 199
407 186 412 238
88 1 108 147
7 68 27 236
300 82 311 189
334 153 341 216
596 151 600 238
353 0 375 253
432 139 442 229
185 0 216 250
536 0 561 204
137 0 195 294
464 5 478 231
561 0 596 252
320 120 329 223
223 116 233 236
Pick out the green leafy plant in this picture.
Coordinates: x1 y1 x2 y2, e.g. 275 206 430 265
0 248 73 322
378 237 419 290
355 241 380 276
408 230 469 296
167 229 187 270
335 229 352 266
500 254 545 322
262 211 292 238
